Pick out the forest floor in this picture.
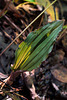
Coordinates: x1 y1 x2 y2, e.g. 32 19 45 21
0 0 67 100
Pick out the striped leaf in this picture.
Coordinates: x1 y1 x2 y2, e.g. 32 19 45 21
12 20 63 71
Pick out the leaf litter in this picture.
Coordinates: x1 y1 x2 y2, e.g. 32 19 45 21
0 0 67 100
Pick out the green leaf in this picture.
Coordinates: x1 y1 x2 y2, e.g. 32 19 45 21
24 0 35 2
12 20 63 71
63 25 67 29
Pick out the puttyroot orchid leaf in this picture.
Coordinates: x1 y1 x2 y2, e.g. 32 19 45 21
12 20 63 71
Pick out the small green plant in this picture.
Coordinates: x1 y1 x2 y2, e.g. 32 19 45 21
11 20 63 71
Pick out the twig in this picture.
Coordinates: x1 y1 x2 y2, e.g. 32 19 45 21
0 77 12 89
0 78 27 100
0 0 57 56
13 92 28 100
4 15 22 32
0 27 13 41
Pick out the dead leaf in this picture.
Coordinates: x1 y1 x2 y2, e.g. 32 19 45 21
51 65 67 83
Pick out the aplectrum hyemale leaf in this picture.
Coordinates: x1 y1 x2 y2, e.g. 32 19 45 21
12 20 63 71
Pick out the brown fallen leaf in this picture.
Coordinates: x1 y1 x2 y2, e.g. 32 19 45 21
16 3 41 15
51 65 67 83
